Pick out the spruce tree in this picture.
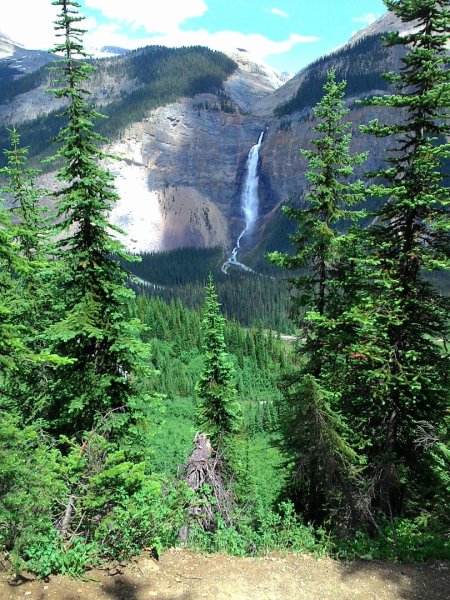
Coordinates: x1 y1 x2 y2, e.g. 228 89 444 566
196 275 241 451
356 0 450 516
1 129 48 263
45 0 150 435
269 71 367 523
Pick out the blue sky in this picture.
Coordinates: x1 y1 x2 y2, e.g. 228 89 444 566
3 0 388 74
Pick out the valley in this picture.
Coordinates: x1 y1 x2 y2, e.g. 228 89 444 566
0 0 449 590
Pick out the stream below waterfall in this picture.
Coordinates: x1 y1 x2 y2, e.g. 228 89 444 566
221 131 264 275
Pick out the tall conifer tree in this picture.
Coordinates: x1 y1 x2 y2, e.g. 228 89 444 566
1 129 48 263
269 71 367 523
356 0 450 515
0 191 26 378
0 129 62 419
45 0 150 435
196 275 241 451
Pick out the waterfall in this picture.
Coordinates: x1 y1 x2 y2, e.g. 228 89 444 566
222 131 264 275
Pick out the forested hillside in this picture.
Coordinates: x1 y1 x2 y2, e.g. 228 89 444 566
274 34 398 117
0 0 449 582
0 64 48 102
0 45 236 166
126 247 293 331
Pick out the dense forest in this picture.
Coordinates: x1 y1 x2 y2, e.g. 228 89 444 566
125 247 293 331
0 0 449 579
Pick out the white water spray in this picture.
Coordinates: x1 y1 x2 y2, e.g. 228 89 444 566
222 131 264 274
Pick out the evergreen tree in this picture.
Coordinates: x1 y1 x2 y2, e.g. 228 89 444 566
44 0 150 435
1 129 50 263
0 129 62 419
269 71 367 523
196 275 241 450
0 190 27 377
355 0 450 516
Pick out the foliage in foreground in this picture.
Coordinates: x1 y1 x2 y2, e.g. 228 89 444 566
269 0 450 539
1 0 449 578
0 412 189 577
269 70 368 525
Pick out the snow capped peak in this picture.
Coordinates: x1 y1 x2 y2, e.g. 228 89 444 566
0 30 23 59
225 48 287 89
84 45 130 59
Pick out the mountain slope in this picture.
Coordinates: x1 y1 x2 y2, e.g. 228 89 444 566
0 43 279 252
251 12 404 118
0 11 441 260
248 11 417 264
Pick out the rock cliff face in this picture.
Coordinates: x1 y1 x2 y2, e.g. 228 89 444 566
106 136 231 253
95 48 282 252
104 100 269 251
102 26 404 256
0 12 420 255
0 44 282 253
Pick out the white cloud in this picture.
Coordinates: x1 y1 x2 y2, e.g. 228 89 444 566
352 13 378 26
84 0 208 34
267 8 289 18
0 0 210 48
0 0 318 69
0 0 59 49
86 27 318 61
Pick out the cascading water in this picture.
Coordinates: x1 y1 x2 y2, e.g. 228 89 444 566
222 131 264 275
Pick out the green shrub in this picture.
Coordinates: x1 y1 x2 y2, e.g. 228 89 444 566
188 501 328 557
21 530 98 578
332 517 450 562
0 417 190 576
58 432 191 563
0 413 67 576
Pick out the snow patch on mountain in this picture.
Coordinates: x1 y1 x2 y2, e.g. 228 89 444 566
109 162 164 254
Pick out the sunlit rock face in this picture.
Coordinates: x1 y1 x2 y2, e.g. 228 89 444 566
104 96 265 252
104 11 414 256
0 11 427 256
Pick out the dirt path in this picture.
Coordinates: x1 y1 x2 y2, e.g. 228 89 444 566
1 549 449 600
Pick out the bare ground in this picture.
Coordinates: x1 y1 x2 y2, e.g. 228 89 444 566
1 549 449 600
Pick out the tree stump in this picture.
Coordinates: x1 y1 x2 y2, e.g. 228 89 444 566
179 433 233 544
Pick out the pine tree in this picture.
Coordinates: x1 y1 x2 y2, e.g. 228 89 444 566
44 0 150 435
1 129 48 262
268 71 367 523
356 0 450 516
196 275 241 450
269 70 367 327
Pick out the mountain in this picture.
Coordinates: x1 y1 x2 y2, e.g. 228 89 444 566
0 30 54 73
0 43 280 253
251 12 404 118
102 48 287 253
0 12 429 260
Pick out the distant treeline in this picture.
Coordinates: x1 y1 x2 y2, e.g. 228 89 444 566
0 63 48 104
125 247 293 332
0 45 237 167
274 35 396 117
